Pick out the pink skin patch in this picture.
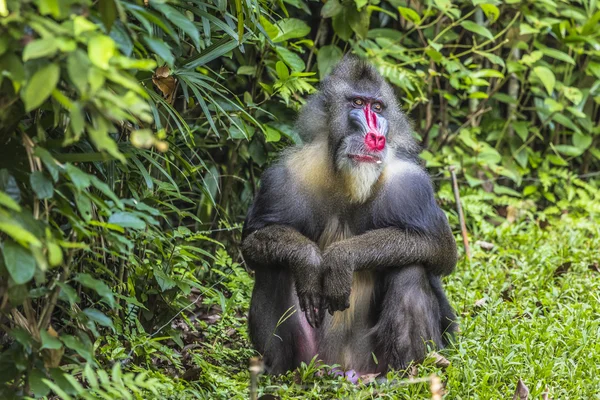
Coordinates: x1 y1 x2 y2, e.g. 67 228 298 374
296 311 318 362
363 104 386 152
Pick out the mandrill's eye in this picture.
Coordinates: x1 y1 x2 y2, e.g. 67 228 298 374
372 102 383 113
352 98 364 108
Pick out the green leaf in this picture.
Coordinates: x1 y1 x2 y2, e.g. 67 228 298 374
47 241 63 267
519 23 539 35
67 50 90 95
573 132 592 150
317 44 343 79
88 117 126 163
273 18 310 43
264 126 281 143
539 46 575 65
99 0 118 32
321 0 343 18
143 35 175 67
154 268 176 291
552 113 579 133
512 121 529 142
57 282 80 305
23 38 58 61
29 369 50 397
479 4 499 22
398 6 421 25
40 330 62 350
563 87 582 105
74 273 115 308
259 16 280 40
276 61 289 80
433 0 452 12
533 66 555 95
83 308 115 330
348 6 369 39
237 66 256 75
275 47 305 72
0 191 21 211
84 364 99 389
153 4 201 49
477 51 505 67
33 148 60 182
554 145 583 157
0 223 42 246
75 192 92 222
62 335 93 362
2 240 36 285
42 378 73 400
22 63 60 112
108 212 146 230
69 104 85 138
461 21 494 41
65 164 91 190
332 10 353 41
88 35 116 70
471 69 504 79
29 172 53 199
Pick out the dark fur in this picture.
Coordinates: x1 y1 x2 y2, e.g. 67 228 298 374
242 56 457 375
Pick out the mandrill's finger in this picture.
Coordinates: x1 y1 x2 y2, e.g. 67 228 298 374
309 295 321 328
305 307 316 328
299 296 307 312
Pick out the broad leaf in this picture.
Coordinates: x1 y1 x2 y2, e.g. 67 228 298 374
88 35 116 70
22 64 60 112
108 212 146 230
533 66 555 95
23 38 58 61
2 240 36 285
461 21 494 41
317 45 343 79
273 18 310 43
479 4 499 22
398 6 421 25
30 172 53 199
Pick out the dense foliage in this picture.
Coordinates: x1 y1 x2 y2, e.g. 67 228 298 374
0 0 599 398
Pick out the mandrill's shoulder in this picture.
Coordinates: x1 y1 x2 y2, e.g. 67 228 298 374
370 157 447 233
243 157 321 239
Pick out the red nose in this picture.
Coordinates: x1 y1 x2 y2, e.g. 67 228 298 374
365 132 386 152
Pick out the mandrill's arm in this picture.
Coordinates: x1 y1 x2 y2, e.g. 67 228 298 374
321 167 457 313
241 165 325 327
242 227 325 328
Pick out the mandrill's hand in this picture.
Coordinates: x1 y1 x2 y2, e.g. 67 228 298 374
321 244 354 315
294 246 326 329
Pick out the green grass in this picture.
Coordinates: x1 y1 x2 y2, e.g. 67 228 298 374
154 212 600 399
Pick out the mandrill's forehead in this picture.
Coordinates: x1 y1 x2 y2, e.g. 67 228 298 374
327 76 391 103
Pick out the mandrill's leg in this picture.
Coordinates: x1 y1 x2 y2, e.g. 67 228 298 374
375 265 445 371
248 269 318 374
428 274 458 345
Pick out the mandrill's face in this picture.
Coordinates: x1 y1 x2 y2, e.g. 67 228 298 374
332 92 391 203
335 91 390 172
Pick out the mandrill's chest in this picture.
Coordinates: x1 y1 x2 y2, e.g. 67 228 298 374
317 216 354 250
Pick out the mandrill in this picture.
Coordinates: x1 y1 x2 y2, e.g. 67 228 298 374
241 56 457 376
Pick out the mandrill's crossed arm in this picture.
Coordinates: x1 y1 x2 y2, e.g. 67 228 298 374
321 225 456 313
242 225 320 272
241 225 325 328
326 225 457 276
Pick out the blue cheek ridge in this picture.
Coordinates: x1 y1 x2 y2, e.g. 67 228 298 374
349 109 370 134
